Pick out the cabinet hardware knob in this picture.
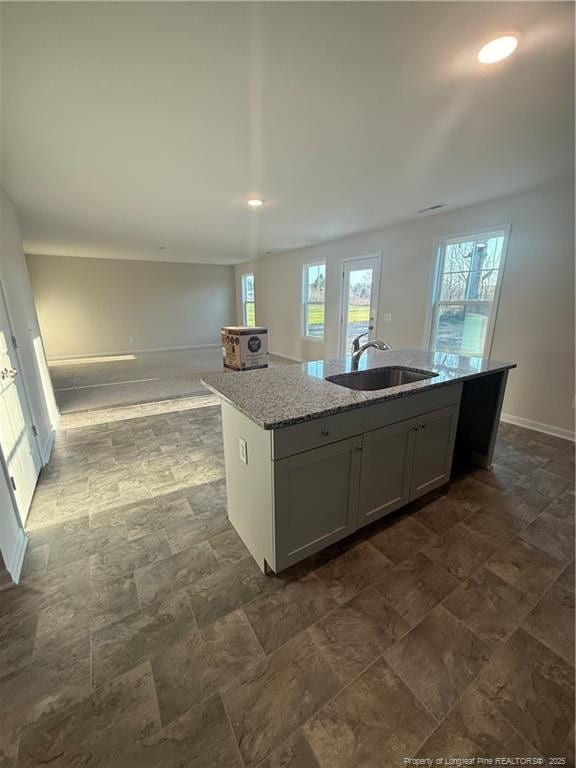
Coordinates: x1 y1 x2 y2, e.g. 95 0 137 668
419 423 427 429
356 445 363 452
320 428 330 436
412 425 418 431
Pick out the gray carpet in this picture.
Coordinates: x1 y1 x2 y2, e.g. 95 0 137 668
49 347 294 413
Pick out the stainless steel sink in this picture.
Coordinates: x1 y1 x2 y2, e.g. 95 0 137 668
326 366 438 391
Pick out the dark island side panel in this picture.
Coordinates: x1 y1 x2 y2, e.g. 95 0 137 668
453 370 508 471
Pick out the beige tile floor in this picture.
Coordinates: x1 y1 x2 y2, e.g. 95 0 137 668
0 395 574 767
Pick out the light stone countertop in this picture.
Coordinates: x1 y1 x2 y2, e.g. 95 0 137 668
201 348 516 430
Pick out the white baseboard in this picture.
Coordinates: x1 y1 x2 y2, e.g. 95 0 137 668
6 527 27 584
47 343 220 362
501 412 575 443
269 350 303 363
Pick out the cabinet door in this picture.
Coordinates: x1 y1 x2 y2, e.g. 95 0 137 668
274 436 362 571
357 418 417 528
410 404 459 501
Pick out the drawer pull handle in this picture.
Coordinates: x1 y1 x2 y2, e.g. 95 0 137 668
320 428 330 436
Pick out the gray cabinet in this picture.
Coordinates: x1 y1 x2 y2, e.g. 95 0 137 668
410 404 459 500
358 419 416 526
275 403 460 556
356 404 460 528
220 385 463 574
273 435 363 570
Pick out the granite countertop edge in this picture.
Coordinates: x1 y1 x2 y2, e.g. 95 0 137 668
201 350 516 431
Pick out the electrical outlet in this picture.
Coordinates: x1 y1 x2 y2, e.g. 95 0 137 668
239 437 248 464
383 313 392 322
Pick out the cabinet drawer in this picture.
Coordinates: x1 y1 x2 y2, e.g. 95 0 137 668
364 383 462 433
272 409 363 459
272 383 462 460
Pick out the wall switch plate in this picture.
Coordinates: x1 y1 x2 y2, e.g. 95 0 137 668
239 437 248 464
383 313 392 322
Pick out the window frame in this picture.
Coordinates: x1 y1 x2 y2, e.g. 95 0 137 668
426 225 510 358
301 261 327 342
241 272 255 327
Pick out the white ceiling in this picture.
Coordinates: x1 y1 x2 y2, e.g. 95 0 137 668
1 2 573 266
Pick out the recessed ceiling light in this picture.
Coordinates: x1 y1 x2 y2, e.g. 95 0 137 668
477 35 518 65
247 198 264 208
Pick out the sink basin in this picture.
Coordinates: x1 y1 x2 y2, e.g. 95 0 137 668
326 366 438 391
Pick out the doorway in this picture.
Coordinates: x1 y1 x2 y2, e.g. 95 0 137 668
339 254 381 357
0 287 42 525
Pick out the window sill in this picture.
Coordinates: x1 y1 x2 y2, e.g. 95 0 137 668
301 336 325 344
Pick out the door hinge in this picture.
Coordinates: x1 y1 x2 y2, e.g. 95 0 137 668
32 425 39 437
10 476 16 491
11 335 18 350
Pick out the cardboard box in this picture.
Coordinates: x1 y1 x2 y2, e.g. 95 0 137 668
221 326 268 371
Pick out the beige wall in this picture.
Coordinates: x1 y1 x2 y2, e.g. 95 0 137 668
236 179 575 436
27 255 236 358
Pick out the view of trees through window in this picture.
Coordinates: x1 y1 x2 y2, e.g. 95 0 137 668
344 268 373 350
303 263 326 338
241 273 255 326
430 233 505 356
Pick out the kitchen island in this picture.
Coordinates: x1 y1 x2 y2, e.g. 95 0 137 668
202 349 516 573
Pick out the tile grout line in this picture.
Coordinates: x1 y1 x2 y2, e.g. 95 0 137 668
7 413 573 766
219 690 249 768
89 630 94 692
237 606 268 658
517 575 576 667
405 610 517 760
403 607 570 761
186 494 523 680
337 486 574 758
222 595 438 766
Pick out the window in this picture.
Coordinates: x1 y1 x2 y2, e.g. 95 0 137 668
241 273 255 326
302 262 326 340
428 230 507 357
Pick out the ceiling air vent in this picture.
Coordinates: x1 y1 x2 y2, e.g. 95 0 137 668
417 203 446 214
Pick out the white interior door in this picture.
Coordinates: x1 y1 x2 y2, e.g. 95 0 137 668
0 293 42 525
339 255 381 357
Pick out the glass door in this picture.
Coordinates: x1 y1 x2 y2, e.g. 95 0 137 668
339 255 381 357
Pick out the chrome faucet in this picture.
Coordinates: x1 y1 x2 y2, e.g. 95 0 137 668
350 332 391 370
351 331 369 354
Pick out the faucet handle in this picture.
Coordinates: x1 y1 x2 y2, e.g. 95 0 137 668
351 331 369 354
